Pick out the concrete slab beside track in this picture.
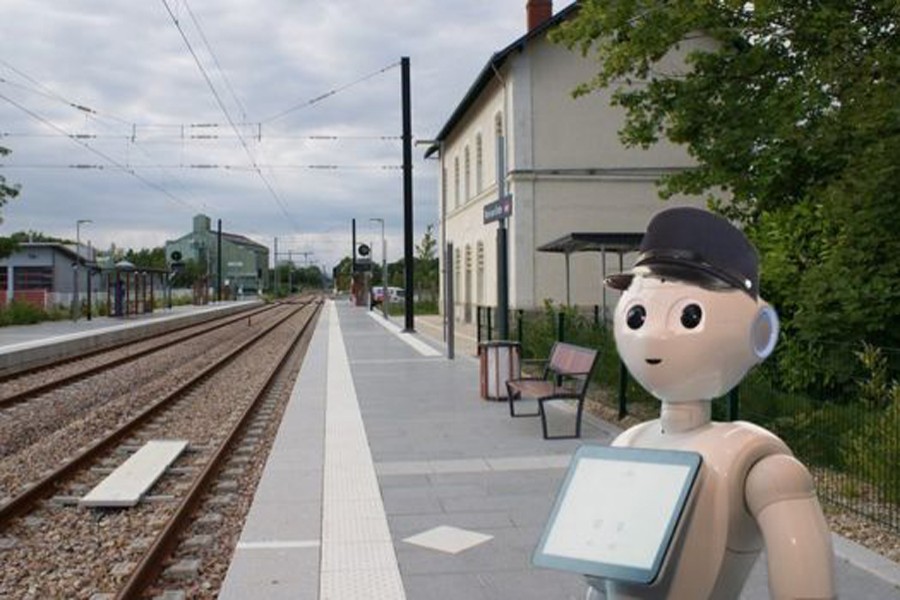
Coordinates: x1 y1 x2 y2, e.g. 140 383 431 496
0 301 261 377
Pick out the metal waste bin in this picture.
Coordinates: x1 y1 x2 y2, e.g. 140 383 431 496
478 340 521 400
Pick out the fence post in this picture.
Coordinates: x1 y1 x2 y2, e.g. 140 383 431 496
556 311 565 342
487 307 493 342
727 386 740 421
516 309 524 343
618 361 628 419
594 304 600 329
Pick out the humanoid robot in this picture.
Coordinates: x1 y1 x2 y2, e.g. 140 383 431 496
592 207 836 599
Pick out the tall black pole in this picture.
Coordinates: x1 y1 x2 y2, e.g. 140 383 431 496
217 218 223 302
401 56 415 332
496 135 509 339
352 218 357 274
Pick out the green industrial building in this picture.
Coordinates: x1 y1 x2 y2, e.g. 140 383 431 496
165 214 269 296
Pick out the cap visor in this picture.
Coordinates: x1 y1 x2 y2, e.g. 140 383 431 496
604 273 634 291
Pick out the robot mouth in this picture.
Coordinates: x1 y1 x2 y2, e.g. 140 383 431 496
645 358 663 365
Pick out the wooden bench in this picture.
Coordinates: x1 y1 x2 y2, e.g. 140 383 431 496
505 342 600 439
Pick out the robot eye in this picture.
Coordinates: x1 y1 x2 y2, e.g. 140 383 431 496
680 304 703 329
626 305 646 330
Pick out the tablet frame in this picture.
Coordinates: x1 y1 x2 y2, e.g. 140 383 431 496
532 445 702 584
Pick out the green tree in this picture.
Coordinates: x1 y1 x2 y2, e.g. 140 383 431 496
415 224 439 302
124 247 167 269
554 1 900 389
171 258 205 288
0 146 22 259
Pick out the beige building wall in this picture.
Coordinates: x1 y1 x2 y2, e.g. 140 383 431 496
438 19 706 322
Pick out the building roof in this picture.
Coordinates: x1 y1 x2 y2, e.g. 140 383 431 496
7 242 80 261
424 2 579 158
221 232 268 252
537 232 644 255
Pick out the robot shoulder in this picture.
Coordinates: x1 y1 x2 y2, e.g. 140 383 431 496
745 454 816 516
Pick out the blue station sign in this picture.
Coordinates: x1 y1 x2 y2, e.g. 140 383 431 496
484 194 513 224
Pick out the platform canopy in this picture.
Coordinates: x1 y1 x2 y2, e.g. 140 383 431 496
537 232 644 318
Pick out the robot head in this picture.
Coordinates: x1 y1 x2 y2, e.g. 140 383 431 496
607 208 779 402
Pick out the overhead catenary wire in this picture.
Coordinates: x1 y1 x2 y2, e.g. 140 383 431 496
0 90 200 212
2 163 402 171
261 61 401 124
0 60 210 207
181 0 249 123
1 131 402 142
0 59 134 128
159 0 301 233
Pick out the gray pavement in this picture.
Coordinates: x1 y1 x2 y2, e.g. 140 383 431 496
222 300 900 599
5 300 896 598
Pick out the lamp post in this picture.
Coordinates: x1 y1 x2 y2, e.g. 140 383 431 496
370 218 387 319
73 219 92 320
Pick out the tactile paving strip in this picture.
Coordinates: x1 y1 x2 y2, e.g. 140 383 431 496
320 303 406 599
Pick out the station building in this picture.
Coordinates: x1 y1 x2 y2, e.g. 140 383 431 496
165 214 269 296
425 1 708 323
0 241 100 309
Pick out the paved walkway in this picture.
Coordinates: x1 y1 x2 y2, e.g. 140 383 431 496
221 301 900 599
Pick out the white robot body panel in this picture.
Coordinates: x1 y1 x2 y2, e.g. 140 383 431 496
575 209 836 599
604 418 793 599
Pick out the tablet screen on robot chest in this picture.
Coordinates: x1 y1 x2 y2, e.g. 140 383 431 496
533 445 702 584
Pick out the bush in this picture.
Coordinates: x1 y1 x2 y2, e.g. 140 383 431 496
0 299 47 325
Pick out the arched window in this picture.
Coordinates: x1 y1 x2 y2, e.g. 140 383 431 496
476 240 485 305
464 145 471 201
453 156 460 208
464 244 473 323
454 247 462 302
475 134 483 194
442 166 448 211
494 112 504 187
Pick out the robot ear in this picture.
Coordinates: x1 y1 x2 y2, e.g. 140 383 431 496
751 304 779 360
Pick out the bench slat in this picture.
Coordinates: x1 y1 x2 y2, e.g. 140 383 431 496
507 341 600 439
80 440 188 508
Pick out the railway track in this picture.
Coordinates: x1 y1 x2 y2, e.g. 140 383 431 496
0 301 308 470
0 298 323 598
0 302 281 407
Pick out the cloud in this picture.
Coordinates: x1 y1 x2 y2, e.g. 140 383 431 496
0 0 542 268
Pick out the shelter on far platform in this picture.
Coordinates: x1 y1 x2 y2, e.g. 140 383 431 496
101 260 167 317
537 232 643 319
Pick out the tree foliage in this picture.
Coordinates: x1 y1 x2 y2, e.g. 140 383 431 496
0 146 20 223
553 1 900 388
0 145 22 259
415 224 439 301
124 247 167 269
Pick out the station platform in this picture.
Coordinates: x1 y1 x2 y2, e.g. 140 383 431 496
220 300 900 600
0 301 260 376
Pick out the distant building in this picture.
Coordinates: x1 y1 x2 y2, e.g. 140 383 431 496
165 214 269 295
425 1 707 321
1 242 100 308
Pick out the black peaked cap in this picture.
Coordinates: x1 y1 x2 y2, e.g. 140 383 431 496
605 207 759 299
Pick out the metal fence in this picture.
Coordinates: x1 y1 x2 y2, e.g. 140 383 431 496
477 304 900 532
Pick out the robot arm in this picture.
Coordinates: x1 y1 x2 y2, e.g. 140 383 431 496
745 454 836 600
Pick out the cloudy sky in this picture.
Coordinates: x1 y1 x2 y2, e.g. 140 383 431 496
0 0 569 270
